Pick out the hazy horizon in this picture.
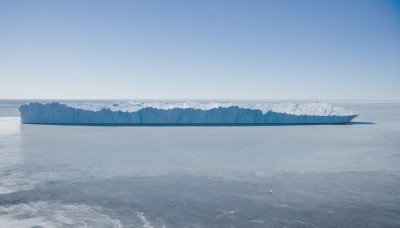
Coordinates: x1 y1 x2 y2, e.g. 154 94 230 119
1 98 400 102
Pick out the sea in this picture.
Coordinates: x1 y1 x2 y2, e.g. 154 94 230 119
0 100 399 227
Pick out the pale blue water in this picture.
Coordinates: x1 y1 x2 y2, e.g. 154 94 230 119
0 100 399 227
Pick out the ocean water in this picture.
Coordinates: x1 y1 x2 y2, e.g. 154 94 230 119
0 100 399 227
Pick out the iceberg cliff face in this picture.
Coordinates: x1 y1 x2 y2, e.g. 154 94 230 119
19 102 358 125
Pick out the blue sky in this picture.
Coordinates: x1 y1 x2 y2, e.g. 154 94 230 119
1 0 399 100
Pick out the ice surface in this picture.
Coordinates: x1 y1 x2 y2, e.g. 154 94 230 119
19 102 357 124
0 202 123 227
1 102 400 227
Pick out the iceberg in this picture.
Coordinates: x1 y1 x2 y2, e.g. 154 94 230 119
19 102 358 125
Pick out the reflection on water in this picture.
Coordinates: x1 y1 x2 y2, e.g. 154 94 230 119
0 102 400 227
0 118 26 194
0 118 22 168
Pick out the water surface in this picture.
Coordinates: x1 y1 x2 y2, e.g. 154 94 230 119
0 100 399 227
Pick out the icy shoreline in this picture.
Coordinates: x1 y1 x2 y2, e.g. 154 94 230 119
19 102 358 125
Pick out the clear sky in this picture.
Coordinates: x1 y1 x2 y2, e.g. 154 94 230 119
1 0 399 100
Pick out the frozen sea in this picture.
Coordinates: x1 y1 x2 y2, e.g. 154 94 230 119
0 100 399 227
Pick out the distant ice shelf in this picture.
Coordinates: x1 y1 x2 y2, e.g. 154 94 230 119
19 102 358 125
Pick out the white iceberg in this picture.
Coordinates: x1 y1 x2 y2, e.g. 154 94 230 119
19 101 358 125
